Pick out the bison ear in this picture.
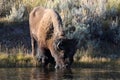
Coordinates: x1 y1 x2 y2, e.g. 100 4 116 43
67 38 78 49
56 38 78 50
60 38 78 50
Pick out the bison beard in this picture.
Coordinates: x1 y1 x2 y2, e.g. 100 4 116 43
29 7 78 69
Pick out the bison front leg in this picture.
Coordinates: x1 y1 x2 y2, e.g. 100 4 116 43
49 49 65 69
54 58 65 69
36 48 45 62
31 37 47 66
36 47 48 67
31 36 40 57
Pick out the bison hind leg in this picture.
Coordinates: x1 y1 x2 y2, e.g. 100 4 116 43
31 36 37 56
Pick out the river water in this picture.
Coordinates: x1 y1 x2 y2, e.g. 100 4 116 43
0 67 120 80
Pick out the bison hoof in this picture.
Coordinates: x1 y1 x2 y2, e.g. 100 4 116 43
36 55 47 63
55 65 59 69
55 64 71 69
55 64 66 69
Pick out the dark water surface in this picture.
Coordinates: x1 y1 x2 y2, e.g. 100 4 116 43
0 67 120 80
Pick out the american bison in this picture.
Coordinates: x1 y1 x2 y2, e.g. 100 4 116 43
29 7 78 69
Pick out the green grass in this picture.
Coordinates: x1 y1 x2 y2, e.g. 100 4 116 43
0 53 39 68
0 52 119 68
73 55 120 68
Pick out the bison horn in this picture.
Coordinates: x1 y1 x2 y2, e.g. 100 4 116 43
57 40 64 50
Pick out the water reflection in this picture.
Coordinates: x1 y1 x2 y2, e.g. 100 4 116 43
31 68 73 80
74 68 120 80
0 68 120 80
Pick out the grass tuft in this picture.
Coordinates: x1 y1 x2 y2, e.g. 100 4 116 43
0 53 39 68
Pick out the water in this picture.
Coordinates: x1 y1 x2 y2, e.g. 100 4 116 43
0 67 120 80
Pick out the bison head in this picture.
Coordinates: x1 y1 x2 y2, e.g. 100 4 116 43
54 38 78 68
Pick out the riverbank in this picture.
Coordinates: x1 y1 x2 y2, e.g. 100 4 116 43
0 53 36 68
0 53 120 68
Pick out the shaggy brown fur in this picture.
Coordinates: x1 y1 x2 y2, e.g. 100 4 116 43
29 7 77 69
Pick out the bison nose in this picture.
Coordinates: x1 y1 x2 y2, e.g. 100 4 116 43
64 58 71 68
65 58 70 62
65 57 74 68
